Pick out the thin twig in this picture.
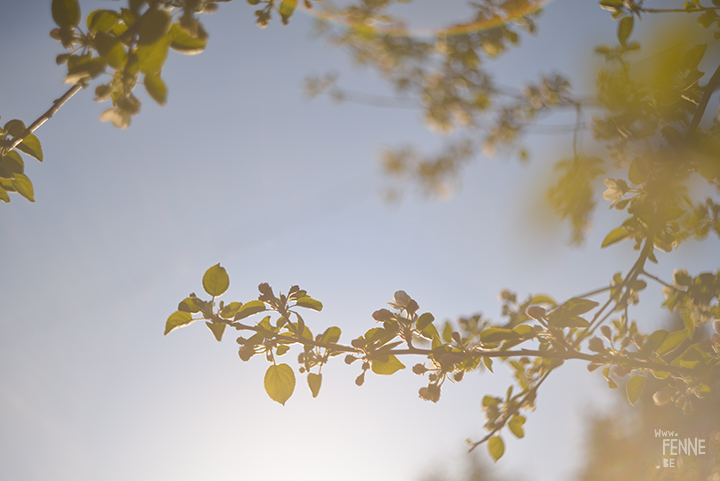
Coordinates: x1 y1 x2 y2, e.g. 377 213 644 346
686 60 720 140
2 83 84 154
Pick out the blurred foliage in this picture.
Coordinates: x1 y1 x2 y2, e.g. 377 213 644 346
164 0 720 469
0 0 718 474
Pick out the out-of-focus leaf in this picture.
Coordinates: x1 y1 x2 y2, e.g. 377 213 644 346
144 72 167 105
52 0 81 28
626 374 645 405
488 436 504 461
170 23 208 54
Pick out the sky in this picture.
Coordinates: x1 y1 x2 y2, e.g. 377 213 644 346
1 1 718 481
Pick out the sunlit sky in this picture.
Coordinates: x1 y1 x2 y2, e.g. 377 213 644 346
1 1 718 480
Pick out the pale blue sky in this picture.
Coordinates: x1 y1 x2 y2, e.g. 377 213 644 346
1 1 718 480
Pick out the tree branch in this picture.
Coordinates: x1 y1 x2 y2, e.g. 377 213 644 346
686 60 720 140
2 83 83 154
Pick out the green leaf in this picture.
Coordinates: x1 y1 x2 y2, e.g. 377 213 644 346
513 325 534 337
144 72 167 106
52 0 81 28
65 57 107 84
137 33 171 74
11 173 34 202
0 178 16 193
320 326 341 344
307 372 322 398
220 301 242 319
628 156 647 185
279 0 297 23
87 9 118 32
205 321 226 342
642 329 668 354
508 415 526 438
178 296 203 313
416 312 435 331
482 395 498 407
264 363 295 405
295 296 323 311
656 329 688 355
556 315 590 328
4 119 26 137
17 133 44 162
442 321 453 343
0 151 24 177
618 16 634 47
94 32 127 70
170 23 208 55
480 327 520 343
564 298 600 316
234 300 267 320
202 264 229 297
137 8 171 46
600 0 624 7
682 44 707 71
0 186 10 203
601 227 629 248
371 354 405 375
164 310 195 335
488 436 504 461
530 294 557 307
626 374 645 405
421 322 440 342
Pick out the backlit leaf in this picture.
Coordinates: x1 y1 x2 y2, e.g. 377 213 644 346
488 436 504 461
530 294 557 307
618 16 633 47
164 310 195 335
234 300 266 320
206 321 226 342
94 32 127 69
65 57 107 83
137 33 171 74
295 296 323 311
371 354 405 375
626 374 645 405
416 312 435 330
170 23 208 55
87 9 118 32
11 173 34 202
601 227 629 248
508 415 526 438
656 329 687 355
220 301 242 319
307 372 322 398
17 134 43 162
178 296 203 313
264 363 295 405
137 8 171 45
144 72 167 106
202 264 229 297
320 326 341 344
52 0 81 28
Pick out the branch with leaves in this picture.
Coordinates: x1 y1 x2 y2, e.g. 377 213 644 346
166 250 720 461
